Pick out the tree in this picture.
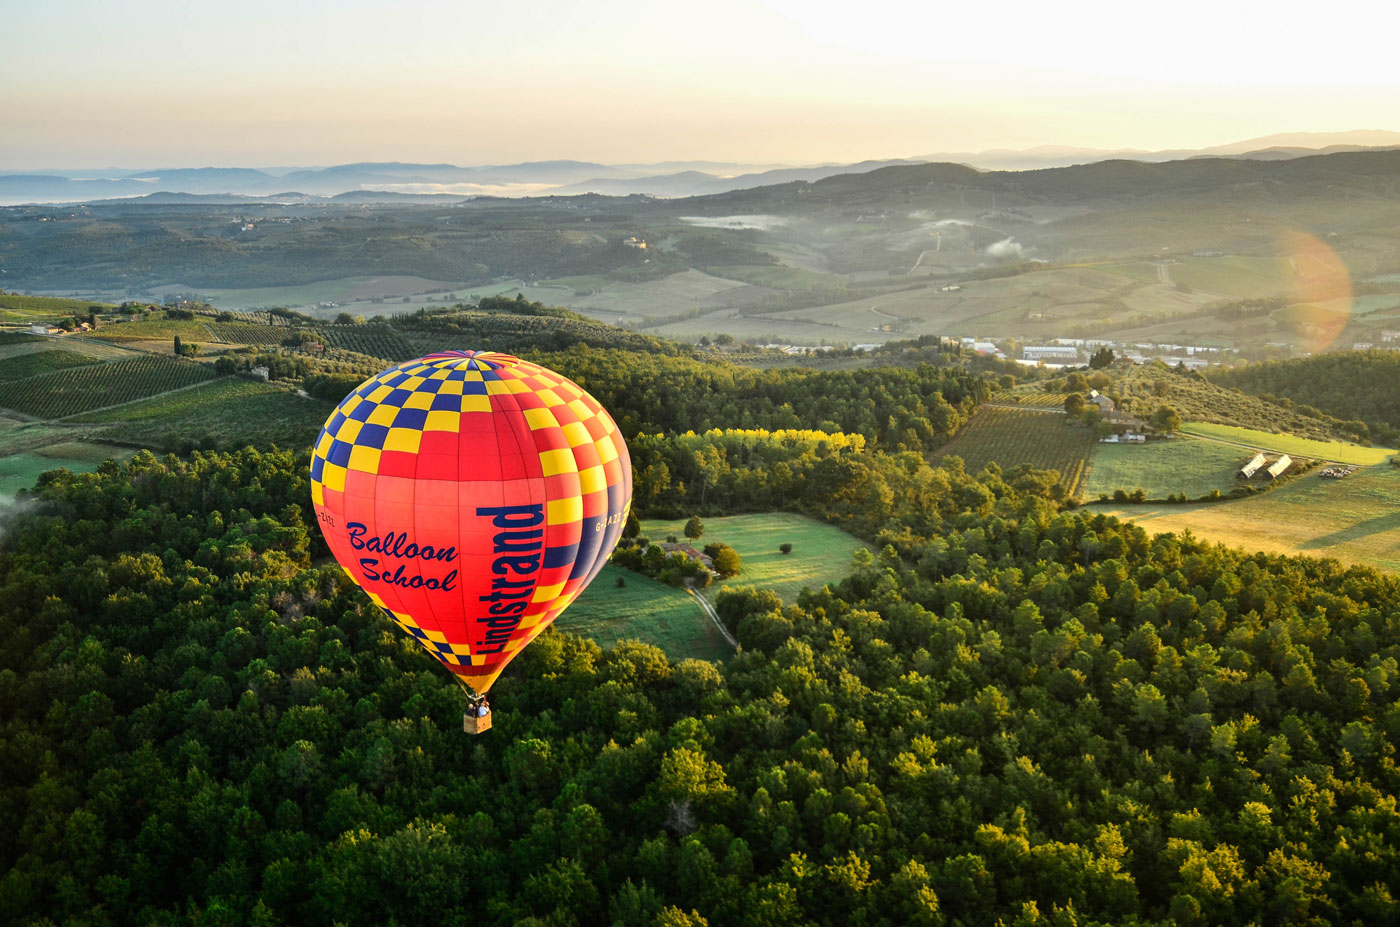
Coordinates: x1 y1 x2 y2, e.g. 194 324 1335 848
173 334 183 355
710 545 741 578
1150 404 1182 434
1064 393 1086 416
779 543 793 555
1090 347 1115 369
684 516 704 539
622 511 641 540
1064 372 1089 393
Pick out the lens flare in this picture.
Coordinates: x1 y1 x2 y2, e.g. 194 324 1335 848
1279 230 1352 353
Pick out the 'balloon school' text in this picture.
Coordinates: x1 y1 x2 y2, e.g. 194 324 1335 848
347 522 459 590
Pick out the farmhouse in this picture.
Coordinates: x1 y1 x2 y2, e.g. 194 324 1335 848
1099 432 1147 444
1087 389 1115 413
29 323 62 335
659 542 713 569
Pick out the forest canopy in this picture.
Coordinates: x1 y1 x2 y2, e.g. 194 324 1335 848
3 441 1399 926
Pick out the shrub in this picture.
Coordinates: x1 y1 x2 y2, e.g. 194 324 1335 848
779 543 793 555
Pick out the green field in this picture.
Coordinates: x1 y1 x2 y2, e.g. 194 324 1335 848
935 405 1096 496
640 512 863 603
1180 422 1396 465
0 293 113 322
1097 464 1400 573
1169 255 1292 299
0 442 135 505
73 378 329 451
0 355 219 419
0 348 102 381
555 564 730 662
1085 436 1253 499
200 275 466 312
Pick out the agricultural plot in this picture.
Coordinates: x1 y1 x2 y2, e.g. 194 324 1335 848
935 405 1095 496
0 355 218 419
1085 436 1249 500
1000 390 1067 409
86 320 216 344
0 349 101 381
1169 255 1293 299
201 275 467 311
562 269 753 319
1097 464 1400 574
556 564 730 662
319 327 416 360
0 293 112 321
1179 422 1395 466
73 378 328 451
209 323 291 347
640 512 864 603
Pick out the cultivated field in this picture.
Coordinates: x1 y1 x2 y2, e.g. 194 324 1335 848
1085 436 1252 499
557 564 730 662
199 275 466 311
640 512 864 603
556 269 754 318
1097 464 1400 573
1180 422 1396 465
0 349 101 381
0 355 218 419
72 378 328 451
935 405 1096 496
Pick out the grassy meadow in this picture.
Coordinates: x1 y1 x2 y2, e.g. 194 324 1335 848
1085 436 1252 499
1180 422 1396 465
556 564 730 662
1098 463 1400 573
640 512 864 603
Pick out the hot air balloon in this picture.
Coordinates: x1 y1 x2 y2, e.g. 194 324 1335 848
309 350 632 732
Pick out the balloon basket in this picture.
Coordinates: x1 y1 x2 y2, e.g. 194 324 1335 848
463 711 493 735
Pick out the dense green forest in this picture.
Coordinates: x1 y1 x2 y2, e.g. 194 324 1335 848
1206 351 1400 445
4 437 1400 925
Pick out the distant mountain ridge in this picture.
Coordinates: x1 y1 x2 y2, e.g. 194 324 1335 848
3 130 1398 205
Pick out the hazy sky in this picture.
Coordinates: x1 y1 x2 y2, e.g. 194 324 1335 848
5 0 1399 169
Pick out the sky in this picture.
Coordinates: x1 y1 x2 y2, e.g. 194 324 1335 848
4 0 1400 169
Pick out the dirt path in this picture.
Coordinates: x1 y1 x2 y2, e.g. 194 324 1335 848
686 582 738 649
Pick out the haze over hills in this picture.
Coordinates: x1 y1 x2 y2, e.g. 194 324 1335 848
5 130 1400 205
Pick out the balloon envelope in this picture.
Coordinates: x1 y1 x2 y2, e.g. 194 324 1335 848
310 350 631 694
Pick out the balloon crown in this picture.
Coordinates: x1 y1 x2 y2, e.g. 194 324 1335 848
422 349 521 370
